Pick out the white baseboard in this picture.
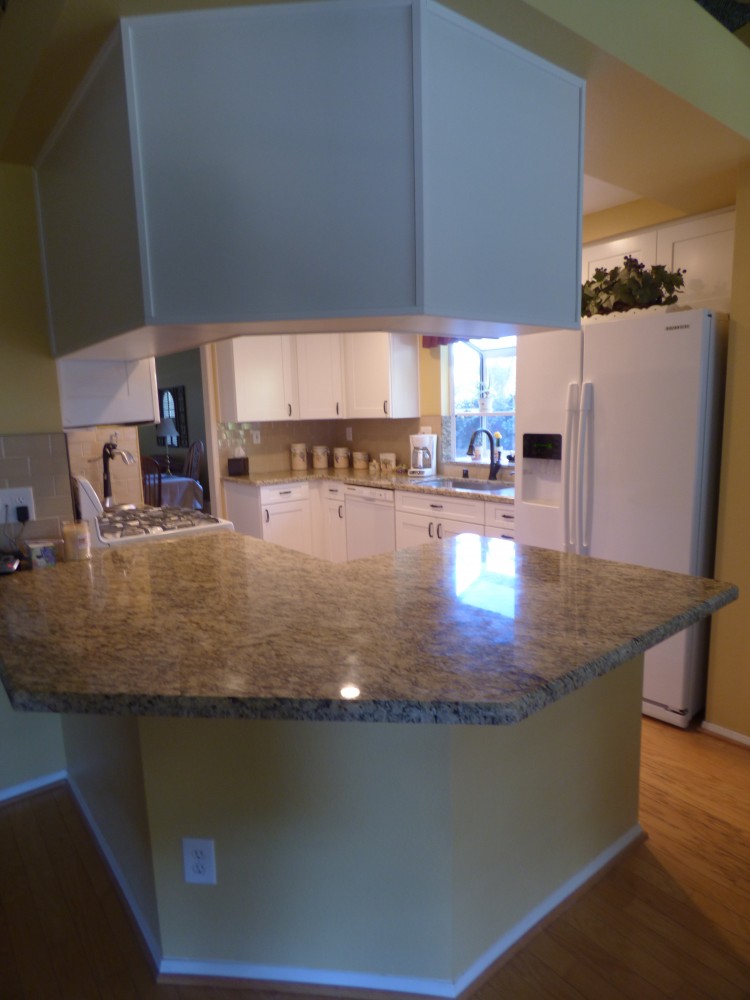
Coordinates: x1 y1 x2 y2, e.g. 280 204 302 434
66 775 163 969
0 769 68 805
452 823 643 996
700 720 750 747
160 823 644 999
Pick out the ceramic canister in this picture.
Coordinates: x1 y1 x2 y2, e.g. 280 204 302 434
312 445 329 469
333 447 350 469
352 451 368 470
290 443 307 470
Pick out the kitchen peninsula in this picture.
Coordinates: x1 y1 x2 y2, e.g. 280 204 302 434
0 533 736 997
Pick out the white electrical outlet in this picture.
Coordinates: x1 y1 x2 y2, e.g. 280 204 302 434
252 430 261 445
346 427 353 442
182 837 217 885
0 487 36 524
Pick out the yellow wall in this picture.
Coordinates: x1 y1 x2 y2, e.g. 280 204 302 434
706 162 750 736
0 163 61 432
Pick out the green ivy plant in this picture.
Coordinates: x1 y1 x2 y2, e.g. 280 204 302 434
581 255 686 318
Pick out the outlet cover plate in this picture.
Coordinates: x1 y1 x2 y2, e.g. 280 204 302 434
0 487 36 524
182 837 217 885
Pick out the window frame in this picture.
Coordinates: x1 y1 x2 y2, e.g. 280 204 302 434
449 338 516 463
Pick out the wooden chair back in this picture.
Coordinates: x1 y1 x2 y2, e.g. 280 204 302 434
140 455 162 507
182 440 204 480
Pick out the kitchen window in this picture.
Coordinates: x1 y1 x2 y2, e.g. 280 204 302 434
450 338 516 460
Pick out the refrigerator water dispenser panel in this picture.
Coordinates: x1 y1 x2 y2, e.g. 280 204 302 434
523 434 562 460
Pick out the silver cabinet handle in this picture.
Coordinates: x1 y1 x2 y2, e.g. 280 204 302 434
437 523 443 539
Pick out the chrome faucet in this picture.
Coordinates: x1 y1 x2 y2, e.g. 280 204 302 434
101 438 135 508
467 428 502 481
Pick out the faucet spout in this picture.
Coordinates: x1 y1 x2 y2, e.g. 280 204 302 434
467 428 502 481
102 442 135 507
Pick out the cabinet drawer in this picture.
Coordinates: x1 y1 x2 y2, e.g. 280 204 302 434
259 482 309 504
485 501 515 531
395 489 484 525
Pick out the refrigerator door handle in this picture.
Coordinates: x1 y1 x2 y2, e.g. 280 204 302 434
576 381 594 556
563 382 580 553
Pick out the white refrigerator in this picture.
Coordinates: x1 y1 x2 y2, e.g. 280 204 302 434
515 308 728 727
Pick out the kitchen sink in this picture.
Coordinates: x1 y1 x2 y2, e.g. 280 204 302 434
420 478 511 494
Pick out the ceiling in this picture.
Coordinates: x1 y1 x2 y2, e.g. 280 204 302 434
694 0 750 33
1 0 750 228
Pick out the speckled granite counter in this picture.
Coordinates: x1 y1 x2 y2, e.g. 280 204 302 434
1 530 737 995
0 530 735 724
221 467 515 503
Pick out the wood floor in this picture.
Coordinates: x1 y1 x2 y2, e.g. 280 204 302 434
2 717 749 999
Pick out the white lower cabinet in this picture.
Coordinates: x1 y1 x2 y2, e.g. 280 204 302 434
320 483 348 563
223 481 312 555
395 490 484 551
484 501 515 540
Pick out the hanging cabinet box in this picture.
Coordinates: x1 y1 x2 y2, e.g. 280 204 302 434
35 0 584 361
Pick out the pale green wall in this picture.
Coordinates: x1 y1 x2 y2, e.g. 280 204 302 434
62 713 162 951
706 163 750 736
0 163 61 433
0 163 66 798
0 686 65 799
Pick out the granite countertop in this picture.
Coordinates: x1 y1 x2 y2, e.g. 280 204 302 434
222 468 515 503
0 531 736 725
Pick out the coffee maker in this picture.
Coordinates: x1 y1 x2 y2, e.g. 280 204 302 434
408 433 437 477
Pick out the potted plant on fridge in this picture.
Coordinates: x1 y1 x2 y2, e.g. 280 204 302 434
581 255 686 318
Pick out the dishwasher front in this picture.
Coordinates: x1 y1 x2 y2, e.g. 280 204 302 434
344 484 395 560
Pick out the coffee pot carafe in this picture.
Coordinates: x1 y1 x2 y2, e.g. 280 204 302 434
411 444 431 469
408 433 437 477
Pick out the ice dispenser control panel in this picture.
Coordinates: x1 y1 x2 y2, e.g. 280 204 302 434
523 434 562 461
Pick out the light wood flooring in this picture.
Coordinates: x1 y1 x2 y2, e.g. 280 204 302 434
1 717 749 999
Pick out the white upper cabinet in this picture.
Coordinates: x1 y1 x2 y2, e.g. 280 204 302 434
344 332 420 419
296 335 345 420
215 336 298 423
57 358 158 428
35 0 584 360
582 210 735 314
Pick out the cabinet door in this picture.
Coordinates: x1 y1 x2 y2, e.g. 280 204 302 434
223 481 262 537
655 211 735 313
57 358 158 428
395 510 434 550
263 501 313 555
323 498 348 563
343 332 419 419
296 334 344 420
435 518 483 542
581 232 658 280
216 336 298 422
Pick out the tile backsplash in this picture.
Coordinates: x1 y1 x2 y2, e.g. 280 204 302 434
66 426 142 508
218 416 443 474
0 432 74 551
